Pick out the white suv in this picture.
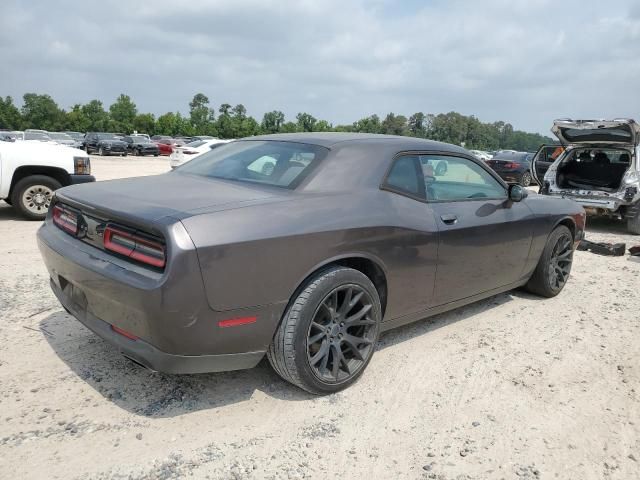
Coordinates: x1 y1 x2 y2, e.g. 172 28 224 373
533 119 640 234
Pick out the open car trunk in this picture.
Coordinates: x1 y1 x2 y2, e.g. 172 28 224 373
555 148 631 192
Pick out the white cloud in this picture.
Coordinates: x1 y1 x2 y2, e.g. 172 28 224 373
1 0 639 133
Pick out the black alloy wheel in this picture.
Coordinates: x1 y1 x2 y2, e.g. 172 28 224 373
520 171 532 187
525 225 574 297
306 285 377 383
267 266 382 394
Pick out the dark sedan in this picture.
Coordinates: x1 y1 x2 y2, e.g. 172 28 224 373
123 136 160 156
485 151 535 186
37 133 585 394
83 132 128 156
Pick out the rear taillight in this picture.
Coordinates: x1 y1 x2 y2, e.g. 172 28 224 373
52 204 78 235
103 225 165 268
504 162 519 169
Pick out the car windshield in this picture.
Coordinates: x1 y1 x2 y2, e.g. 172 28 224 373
186 140 206 148
97 133 118 140
177 140 328 189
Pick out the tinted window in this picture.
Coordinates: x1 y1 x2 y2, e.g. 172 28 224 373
419 155 505 201
177 140 328 189
384 156 423 198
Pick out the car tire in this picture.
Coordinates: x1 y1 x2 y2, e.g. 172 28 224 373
525 225 573 298
154 153 159 157
98 146 104 156
11 175 61 221
520 171 532 187
122 152 128 157
627 205 640 235
267 266 382 395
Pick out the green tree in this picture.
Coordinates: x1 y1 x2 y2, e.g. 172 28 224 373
352 114 381 133
65 104 88 131
109 94 137 133
261 111 285 133
0 96 22 129
408 112 426 137
81 100 110 132
314 120 332 132
296 112 317 132
216 103 234 138
133 113 156 135
21 93 64 130
381 113 407 136
189 93 214 134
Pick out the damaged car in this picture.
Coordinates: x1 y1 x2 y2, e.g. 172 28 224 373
533 119 640 234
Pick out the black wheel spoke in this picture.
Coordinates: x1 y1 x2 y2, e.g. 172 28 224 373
309 331 326 344
330 344 340 379
345 304 372 324
310 340 329 366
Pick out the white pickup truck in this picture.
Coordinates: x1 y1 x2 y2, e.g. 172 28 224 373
0 141 95 220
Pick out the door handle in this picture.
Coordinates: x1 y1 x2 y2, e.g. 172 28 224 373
440 214 458 225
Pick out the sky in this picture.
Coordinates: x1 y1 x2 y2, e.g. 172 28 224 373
1 0 640 134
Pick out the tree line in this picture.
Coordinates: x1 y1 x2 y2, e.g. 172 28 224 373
0 93 554 151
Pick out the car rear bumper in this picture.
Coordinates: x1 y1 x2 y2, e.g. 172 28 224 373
36 221 283 373
49 277 264 374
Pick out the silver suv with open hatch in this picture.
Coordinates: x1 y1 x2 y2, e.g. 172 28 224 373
532 119 640 234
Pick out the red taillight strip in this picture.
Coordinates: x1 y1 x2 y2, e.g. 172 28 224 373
103 225 166 268
218 316 258 328
111 324 139 340
52 205 78 235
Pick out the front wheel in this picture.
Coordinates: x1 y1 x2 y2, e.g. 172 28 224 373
11 175 61 220
525 225 574 297
267 266 381 394
98 146 104 156
520 171 532 187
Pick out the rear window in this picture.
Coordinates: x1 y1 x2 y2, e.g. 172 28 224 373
176 140 328 189
492 153 529 163
562 128 632 143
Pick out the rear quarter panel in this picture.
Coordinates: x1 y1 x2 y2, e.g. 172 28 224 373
181 189 439 320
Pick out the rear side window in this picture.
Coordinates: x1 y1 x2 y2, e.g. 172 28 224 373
383 155 424 199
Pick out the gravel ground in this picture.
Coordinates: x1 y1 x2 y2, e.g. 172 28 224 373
0 156 639 479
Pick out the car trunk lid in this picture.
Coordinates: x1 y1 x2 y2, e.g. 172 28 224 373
55 172 285 226
551 119 640 146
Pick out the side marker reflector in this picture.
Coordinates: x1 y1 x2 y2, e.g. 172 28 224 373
218 316 257 328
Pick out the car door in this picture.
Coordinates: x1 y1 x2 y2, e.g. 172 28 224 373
531 144 565 185
419 153 534 306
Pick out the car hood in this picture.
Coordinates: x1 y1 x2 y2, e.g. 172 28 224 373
55 172 289 224
552 119 640 146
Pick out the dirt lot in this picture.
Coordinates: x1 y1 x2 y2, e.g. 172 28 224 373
1 156 638 479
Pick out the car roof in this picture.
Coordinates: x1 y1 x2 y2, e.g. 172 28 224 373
244 132 469 153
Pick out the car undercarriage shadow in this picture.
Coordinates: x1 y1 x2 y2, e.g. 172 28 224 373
41 289 530 417
584 216 632 236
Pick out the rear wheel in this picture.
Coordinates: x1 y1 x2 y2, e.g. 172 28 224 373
627 203 640 234
525 225 573 297
11 175 61 220
98 146 104 156
267 266 381 394
520 171 532 187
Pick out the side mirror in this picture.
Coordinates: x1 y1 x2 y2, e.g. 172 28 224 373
508 184 528 202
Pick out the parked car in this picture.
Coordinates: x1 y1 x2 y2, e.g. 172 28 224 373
38 133 584 394
169 139 233 168
533 118 640 234
485 151 535 186
469 150 492 162
1 141 94 219
83 133 128 156
154 140 173 156
64 131 86 149
0 132 16 142
123 136 160 156
49 132 76 147
24 129 52 142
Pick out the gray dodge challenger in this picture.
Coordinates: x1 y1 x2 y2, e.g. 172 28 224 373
37 133 585 394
